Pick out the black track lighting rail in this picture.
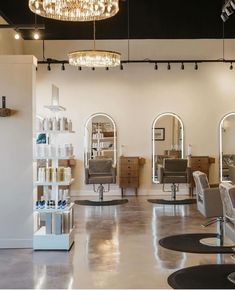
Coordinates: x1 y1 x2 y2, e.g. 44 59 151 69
0 24 45 30
38 58 235 65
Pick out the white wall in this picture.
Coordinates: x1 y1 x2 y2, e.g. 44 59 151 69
24 39 235 195
0 17 23 55
0 55 36 248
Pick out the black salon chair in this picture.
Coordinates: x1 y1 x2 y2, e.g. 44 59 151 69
85 159 116 201
158 158 191 200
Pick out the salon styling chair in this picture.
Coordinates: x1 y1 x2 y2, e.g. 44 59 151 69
158 159 190 200
219 182 235 283
85 159 116 201
193 171 225 246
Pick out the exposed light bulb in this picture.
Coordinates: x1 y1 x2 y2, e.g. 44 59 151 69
33 31 40 40
14 32 20 40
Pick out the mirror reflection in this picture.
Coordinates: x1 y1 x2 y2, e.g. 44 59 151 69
84 113 117 168
220 113 235 182
152 113 184 183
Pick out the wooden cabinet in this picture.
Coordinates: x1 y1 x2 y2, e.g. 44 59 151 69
119 157 144 196
190 156 210 176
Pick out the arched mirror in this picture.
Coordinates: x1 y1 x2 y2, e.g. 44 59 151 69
84 113 117 168
152 113 184 184
219 112 235 182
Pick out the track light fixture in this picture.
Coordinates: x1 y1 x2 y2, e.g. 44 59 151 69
167 62 171 70
194 62 198 70
106 67 109 71
230 62 233 70
47 63 51 71
181 62 184 70
92 67 95 71
221 0 235 22
61 63 65 71
78 66 82 71
120 63 124 70
154 63 158 70
231 0 235 9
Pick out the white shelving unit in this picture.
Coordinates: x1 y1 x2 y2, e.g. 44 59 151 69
33 103 75 251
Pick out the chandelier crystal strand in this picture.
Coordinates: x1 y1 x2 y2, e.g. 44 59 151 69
29 0 119 21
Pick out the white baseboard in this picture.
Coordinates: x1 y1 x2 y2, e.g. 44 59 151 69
0 239 33 249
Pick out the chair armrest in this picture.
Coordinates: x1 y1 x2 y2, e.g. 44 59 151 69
85 167 89 184
158 165 164 183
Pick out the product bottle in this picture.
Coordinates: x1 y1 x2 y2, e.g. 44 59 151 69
52 117 57 131
68 120 72 132
52 168 57 182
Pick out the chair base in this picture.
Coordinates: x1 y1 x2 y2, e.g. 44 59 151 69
228 272 235 284
199 237 235 247
93 184 110 201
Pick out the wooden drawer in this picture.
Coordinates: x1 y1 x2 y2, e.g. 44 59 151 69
120 157 139 166
191 157 209 167
120 163 139 171
120 169 139 178
119 177 139 188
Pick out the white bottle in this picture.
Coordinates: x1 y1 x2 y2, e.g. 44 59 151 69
52 117 57 131
68 120 72 132
52 168 57 182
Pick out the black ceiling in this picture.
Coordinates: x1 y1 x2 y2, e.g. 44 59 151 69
0 0 234 40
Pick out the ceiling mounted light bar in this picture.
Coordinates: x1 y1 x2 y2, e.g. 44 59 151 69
221 0 235 22
29 0 119 21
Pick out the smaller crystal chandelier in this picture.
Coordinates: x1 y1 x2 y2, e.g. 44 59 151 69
29 0 119 21
68 21 121 67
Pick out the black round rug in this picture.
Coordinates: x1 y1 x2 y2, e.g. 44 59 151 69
168 264 235 289
148 198 196 205
159 233 235 253
74 199 128 206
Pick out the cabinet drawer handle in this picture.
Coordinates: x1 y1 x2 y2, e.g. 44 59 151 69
128 166 130 169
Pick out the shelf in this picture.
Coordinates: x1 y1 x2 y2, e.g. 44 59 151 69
33 227 74 250
92 137 114 140
35 178 74 186
36 130 75 134
44 105 66 112
34 202 74 213
34 156 75 160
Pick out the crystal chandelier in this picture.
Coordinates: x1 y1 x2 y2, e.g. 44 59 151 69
68 50 121 67
68 21 121 67
29 0 119 21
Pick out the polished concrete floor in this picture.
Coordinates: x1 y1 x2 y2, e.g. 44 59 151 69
0 195 234 289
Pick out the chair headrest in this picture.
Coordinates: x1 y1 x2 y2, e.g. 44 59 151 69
193 171 210 191
88 159 113 174
164 158 188 172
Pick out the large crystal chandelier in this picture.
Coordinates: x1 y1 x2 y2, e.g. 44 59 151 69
68 21 121 67
29 0 119 21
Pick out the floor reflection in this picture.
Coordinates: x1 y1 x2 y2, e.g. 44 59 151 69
85 206 120 272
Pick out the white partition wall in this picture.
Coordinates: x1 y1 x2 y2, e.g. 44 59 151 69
0 55 36 248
